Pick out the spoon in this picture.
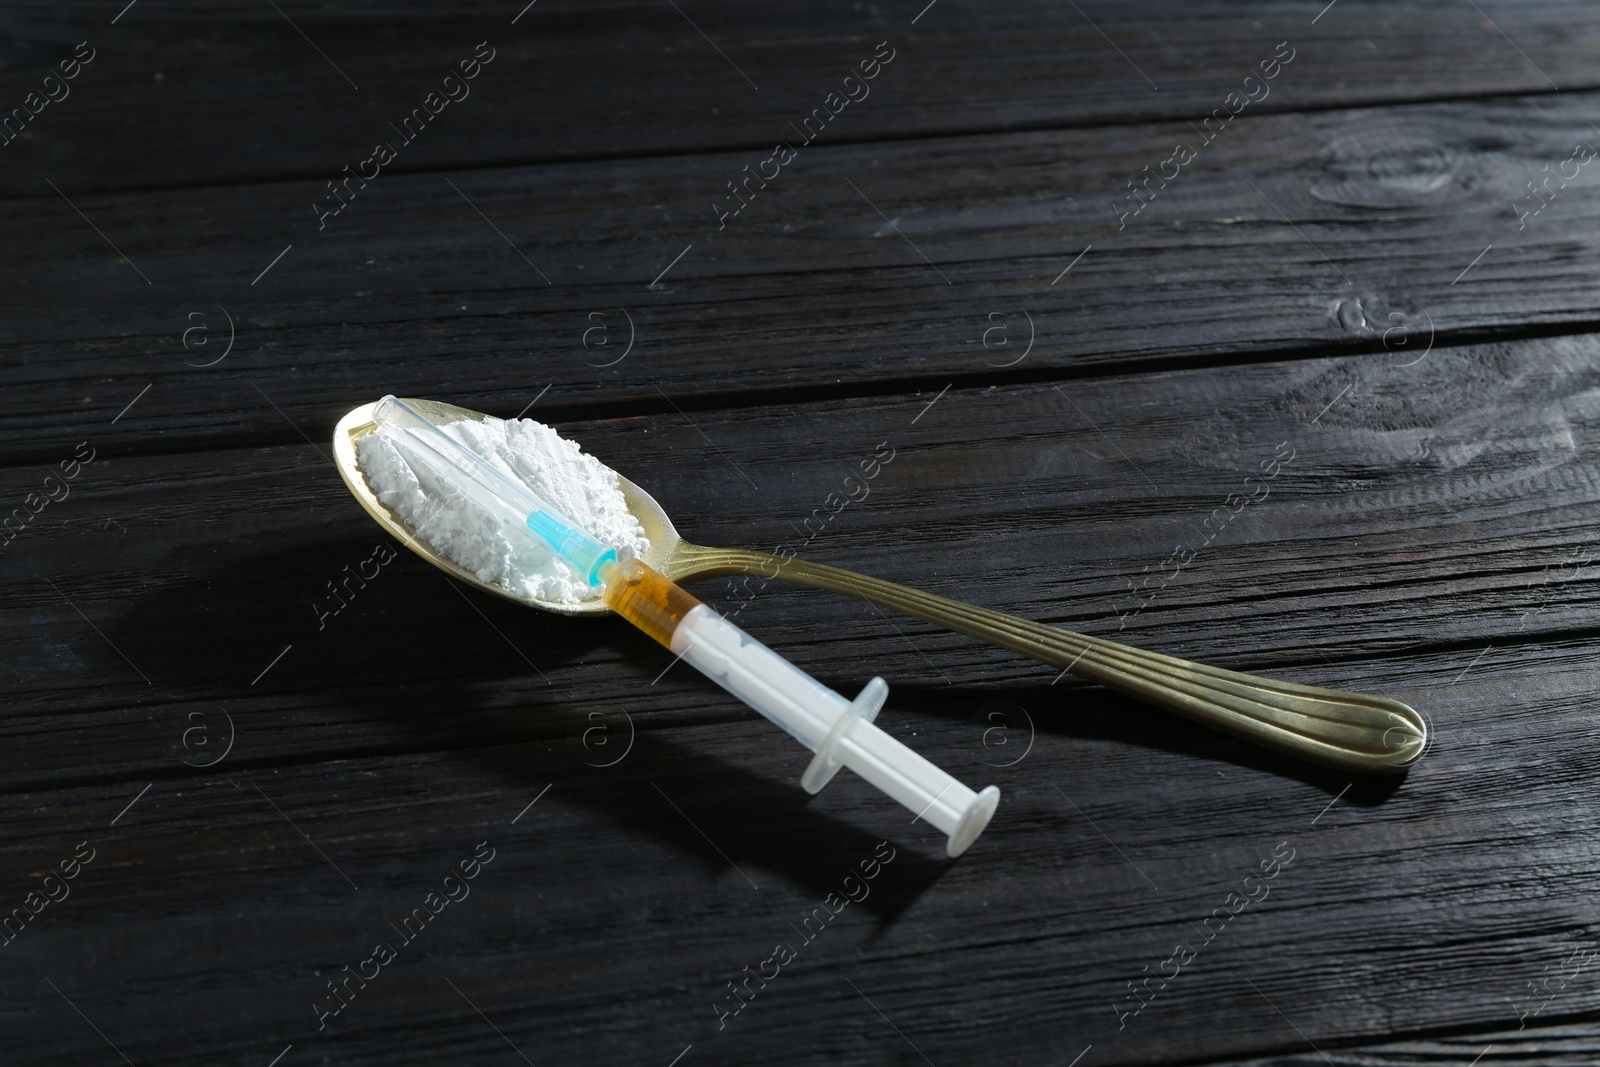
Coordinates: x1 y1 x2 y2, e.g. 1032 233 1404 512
334 399 1426 776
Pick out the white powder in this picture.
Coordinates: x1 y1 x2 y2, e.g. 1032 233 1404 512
357 413 648 605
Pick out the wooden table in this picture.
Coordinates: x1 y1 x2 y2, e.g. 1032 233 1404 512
4 3 1598 1064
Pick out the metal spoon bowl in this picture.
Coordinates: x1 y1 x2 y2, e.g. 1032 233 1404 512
335 398 681 617
334 399 1427 775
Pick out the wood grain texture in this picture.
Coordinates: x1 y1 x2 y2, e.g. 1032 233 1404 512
6 340 1598 783
3 343 1599 1063
0 1 1595 197
1217 1024 1600 1067
8 90 1600 466
0 595 1595 1066
8 2 1600 1063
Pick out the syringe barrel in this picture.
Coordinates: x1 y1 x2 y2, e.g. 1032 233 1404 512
670 604 846 750
600 557 705 647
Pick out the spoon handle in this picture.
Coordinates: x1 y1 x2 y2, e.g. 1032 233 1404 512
670 546 1424 775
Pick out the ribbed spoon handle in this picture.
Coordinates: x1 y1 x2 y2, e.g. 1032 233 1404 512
667 546 1424 775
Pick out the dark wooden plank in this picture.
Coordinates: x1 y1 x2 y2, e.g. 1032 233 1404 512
5 337 1597 787
7 90 1600 463
8 4 1597 1065
0 630 1594 1064
4 294 1599 1062
2 1 1596 198
1216 1023 1600 1066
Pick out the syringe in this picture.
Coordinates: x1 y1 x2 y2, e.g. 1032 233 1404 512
371 396 1001 857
